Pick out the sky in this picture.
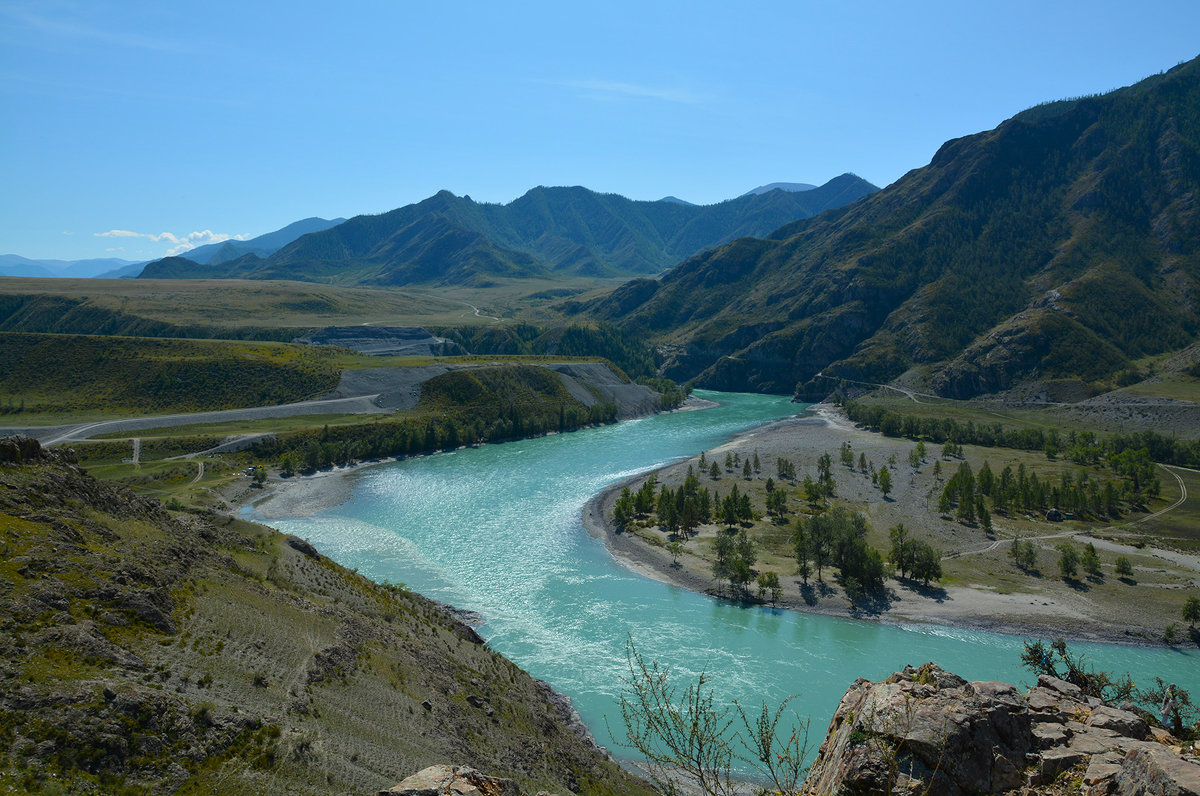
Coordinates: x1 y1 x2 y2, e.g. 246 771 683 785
3 1 1199 262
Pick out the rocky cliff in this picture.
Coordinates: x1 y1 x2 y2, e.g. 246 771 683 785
802 662 1199 795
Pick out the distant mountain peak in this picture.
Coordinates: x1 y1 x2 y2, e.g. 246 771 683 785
741 181 818 197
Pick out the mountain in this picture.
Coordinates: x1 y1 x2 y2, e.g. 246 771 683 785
97 261 149 278
0 255 145 279
138 175 879 286
741 181 818 195
580 56 1200 399
180 216 347 265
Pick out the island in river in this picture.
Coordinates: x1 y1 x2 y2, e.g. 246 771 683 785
583 402 1200 647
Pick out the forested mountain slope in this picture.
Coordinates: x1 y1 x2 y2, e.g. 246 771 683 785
580 56 1200 398
137 175 877 286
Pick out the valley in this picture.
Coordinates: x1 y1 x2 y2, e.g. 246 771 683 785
3 46 1200 796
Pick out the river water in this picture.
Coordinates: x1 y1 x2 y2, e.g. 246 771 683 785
264 390 1198 758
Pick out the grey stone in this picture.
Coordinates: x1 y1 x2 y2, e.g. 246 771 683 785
1088 705 1150 740
1111 745 1200 796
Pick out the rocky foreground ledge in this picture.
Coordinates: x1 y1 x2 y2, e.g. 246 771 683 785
803 663 1199 796
388 664 1199 796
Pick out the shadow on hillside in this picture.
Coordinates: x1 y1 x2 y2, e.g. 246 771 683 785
895 577 950 603
1064 577 1090 592
796 580 836 607
849 588 896 617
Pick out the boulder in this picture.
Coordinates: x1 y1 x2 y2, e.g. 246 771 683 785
379 765 522 796
802 663 1200 796
801 663 1033 796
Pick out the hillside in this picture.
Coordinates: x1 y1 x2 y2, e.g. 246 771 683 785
0 438 650 795
180 217 347 266
136 175 878 286
580 56 1200 400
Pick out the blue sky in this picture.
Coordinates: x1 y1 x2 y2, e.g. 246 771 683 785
3 1 1199 262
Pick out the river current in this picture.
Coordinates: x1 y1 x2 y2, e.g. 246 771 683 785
264 390 1197 757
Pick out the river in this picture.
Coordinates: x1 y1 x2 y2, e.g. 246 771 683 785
263 390 1198 760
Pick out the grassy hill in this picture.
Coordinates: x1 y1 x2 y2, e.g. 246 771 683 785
0 279 475 336
0 439 651 795
0 333 349 417
578 56 1200 400
136 176 878 287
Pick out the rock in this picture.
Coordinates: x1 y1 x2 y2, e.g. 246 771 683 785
801 663 1033 796
1032 722 1070 749
1110 745 1200 795
284 535 321 559
1039 674 1084 699
1087 706 1150 740
379 764 523 796
119 588 176 634
802 663 1200 796
0 435 46 464
1039 747 1089 784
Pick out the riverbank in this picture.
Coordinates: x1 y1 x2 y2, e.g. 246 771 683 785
582 403 1200 648
224 392 722 519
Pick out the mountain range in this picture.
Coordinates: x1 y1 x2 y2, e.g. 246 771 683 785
577 55 1200 399
0 255 144 279
137 175 878 285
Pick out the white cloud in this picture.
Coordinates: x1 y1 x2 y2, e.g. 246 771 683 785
94 229 248 255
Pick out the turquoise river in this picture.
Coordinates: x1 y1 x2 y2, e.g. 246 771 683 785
264 390 1198 759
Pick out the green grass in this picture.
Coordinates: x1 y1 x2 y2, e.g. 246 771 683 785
1140 466 1200 551
1112 375 1200 403
90 412 390 440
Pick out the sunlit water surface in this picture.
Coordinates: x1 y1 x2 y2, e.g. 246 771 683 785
261 391 1198 758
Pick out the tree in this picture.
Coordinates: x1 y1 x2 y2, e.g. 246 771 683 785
725 452 734 471
1019 639 1134 702
979 504 992 535
667 540 684 566
1114 556 1134 579
1081 543 1102 578
743 459 753 479
757 571 782 606
615 640 809 796
888 524 912 579
252 466 267 487
1184 595 1200 627
752 450 761 473
709 461 721 480
817 452 834 495
911 543 942 585
794 520 811 584
766 489 788 520
613 487 635 530
858 452 868 472
840 441 854 468
1057 544 1079 579
877 466 892 499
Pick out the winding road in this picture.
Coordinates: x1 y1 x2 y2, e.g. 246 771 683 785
5 394 390 447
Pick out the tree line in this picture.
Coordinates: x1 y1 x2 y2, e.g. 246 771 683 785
843 399 1200 469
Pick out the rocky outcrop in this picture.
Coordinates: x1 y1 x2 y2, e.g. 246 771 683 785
379 764 556 796
802 663 1199 795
